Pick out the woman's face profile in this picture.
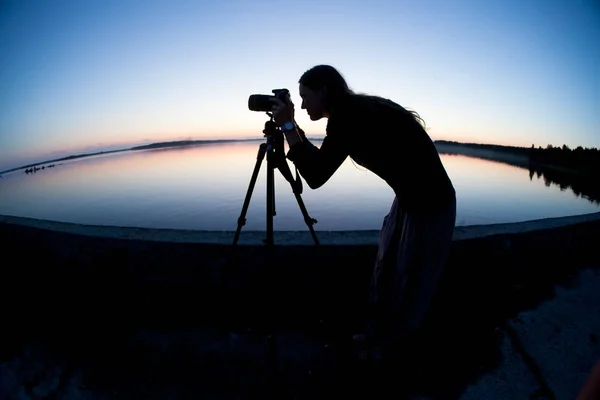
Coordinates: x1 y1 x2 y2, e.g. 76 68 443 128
299 83 325 121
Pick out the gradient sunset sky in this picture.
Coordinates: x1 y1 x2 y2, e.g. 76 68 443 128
1 0 598 172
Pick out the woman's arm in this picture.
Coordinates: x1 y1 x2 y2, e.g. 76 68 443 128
268 94 350 189
284 126 348 189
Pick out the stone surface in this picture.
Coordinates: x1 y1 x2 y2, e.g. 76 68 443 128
507 268 600 400
458 328 541 400
1 266 599 399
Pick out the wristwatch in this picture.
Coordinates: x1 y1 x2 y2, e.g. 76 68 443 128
281 121 295 132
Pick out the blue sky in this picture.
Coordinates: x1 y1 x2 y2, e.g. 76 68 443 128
1 0 598 172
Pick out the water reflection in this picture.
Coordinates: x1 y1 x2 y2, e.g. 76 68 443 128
436 143 600 205
0 141 597 231
528 165 599 204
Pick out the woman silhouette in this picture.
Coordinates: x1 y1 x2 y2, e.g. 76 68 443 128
271 64 457 360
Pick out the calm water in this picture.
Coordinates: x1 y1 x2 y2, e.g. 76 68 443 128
0 140 598 231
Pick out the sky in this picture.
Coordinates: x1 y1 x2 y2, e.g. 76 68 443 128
1 0 599 172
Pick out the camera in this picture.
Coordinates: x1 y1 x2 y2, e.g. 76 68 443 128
248 88 289 112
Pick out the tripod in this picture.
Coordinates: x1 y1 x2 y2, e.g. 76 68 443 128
230 115 319 382
232 116 319 246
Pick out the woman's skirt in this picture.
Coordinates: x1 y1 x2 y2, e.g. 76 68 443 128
366 195 457 353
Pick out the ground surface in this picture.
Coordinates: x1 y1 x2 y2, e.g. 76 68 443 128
1 265 598 400
1 213 599 399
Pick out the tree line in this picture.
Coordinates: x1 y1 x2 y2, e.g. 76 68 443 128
529 144 600 175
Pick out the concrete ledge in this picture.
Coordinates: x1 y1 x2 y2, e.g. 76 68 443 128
1 212 599 329
1 211 599 245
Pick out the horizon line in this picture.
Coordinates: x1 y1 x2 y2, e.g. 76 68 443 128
1 137 594 175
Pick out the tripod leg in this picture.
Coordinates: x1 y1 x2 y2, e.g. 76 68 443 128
275 155 320 245
265 143 275 247
233 143 267 246
292 192 320 245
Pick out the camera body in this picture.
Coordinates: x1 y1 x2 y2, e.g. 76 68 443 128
248 88 290 112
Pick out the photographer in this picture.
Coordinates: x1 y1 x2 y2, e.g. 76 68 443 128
269 65 457 362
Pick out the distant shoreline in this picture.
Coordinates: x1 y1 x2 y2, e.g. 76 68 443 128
2 137 598 204
1 138 530 175
0 138 263 175
1 138 596 176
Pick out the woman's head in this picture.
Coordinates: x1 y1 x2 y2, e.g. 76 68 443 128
298 65 353 120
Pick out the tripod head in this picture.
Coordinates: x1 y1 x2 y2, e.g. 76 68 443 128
261 114 302 194
262 114 280 138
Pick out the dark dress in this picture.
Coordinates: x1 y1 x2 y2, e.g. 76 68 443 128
287 94 457 354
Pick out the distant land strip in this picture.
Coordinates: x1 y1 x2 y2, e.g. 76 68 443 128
1 138 597 175
0 138 259 174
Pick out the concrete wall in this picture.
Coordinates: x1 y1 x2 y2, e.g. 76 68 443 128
1 212 598 331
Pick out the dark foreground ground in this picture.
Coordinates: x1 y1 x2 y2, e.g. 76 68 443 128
0 217 599 399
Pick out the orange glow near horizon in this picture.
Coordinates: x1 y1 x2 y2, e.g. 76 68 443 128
63 141 267 188
0 124 589 174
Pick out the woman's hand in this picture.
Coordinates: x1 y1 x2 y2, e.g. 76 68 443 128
270 95 295 127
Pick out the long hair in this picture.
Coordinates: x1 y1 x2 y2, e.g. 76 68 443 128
298 64 354 113
298 64 426 129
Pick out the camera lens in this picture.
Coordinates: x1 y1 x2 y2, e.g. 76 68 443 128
248 94 274 112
